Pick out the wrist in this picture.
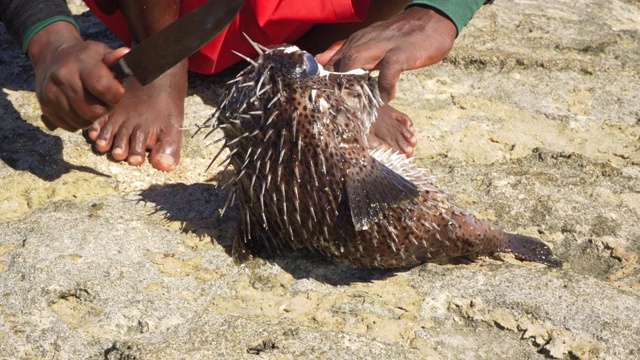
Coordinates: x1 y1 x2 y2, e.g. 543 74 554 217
406 0 485 36
403 6 457 42
27 21 83 65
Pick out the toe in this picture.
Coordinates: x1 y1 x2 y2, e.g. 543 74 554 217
395 110 413 127
87 120 103 142
95 118 118 153
110 124 133 161
393 110 416 138
397 126 417 157
126 126 149 166
154 153 177 171
400 143 415 158
401 126 418 147
367 131 391 151
149 127 182 172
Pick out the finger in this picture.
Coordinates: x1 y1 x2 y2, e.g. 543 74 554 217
376 53 404 102
61 84 111 125
40 115 59 131
37 84 65 130
334 45 385 73
40 85 89 131
63 81 113 122
55 96 97 129
315 40 346 67
41 110 84 132
48 63 111 123
79 47 129 107
103 47 130 67
81 69 124 109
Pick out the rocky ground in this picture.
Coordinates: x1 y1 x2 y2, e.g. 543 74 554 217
1 0 639 359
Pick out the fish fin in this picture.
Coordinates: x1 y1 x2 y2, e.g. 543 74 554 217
346 157 420 231
506 233 563 268
369 148 437 190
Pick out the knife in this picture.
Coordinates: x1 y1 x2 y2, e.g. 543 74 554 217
41 0 243 131
111 0 244 85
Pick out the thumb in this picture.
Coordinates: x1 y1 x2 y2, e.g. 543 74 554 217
102 47 131 67
315 40 346 69
377 66 401 103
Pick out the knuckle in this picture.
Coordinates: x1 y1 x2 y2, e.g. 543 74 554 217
49 66 73 86
88 75 121 104
377 73 396 92
379 51 404 71
338 49 363 69
341 48 360 61
38 82 59 103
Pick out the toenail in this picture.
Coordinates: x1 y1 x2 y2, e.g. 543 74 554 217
96 139 108 147
112 147 124 157
128 155 143 164
157 154 176 169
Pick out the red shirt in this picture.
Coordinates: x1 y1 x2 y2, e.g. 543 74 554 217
83 0 369 74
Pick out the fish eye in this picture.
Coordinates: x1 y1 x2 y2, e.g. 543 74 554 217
302 52 319 76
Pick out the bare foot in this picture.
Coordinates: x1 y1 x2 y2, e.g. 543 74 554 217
368 104 417 157
87 61 188 171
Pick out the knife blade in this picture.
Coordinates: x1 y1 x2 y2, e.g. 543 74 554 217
111 0 244 85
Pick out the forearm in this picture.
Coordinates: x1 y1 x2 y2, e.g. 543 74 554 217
0 0 79 54
406 0 490 36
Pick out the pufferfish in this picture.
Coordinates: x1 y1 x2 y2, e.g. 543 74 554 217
201 38 562 269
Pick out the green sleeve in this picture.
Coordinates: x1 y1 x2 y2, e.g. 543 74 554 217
0 0 79 55
22 16 79 54
407 0 488 36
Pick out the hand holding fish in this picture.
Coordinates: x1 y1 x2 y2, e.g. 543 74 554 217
316 6 457 102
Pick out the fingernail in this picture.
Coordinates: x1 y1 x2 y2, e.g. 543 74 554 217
157 154 176 169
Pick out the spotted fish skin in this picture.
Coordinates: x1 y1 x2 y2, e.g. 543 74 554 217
204 42 562 269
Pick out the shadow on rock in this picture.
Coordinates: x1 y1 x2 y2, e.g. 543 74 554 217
0 103 109 181
0 14 112 181
139 181 398 285
138 181 236 249
272 253 399 285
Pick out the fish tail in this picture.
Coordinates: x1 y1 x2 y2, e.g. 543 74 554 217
505 233 563 268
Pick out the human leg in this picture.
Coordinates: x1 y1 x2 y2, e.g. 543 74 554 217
87 0 188 171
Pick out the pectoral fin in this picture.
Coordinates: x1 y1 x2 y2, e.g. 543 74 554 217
346 157 419 231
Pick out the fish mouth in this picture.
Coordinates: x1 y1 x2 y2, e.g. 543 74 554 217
279 44 368 77
319 67 368 77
